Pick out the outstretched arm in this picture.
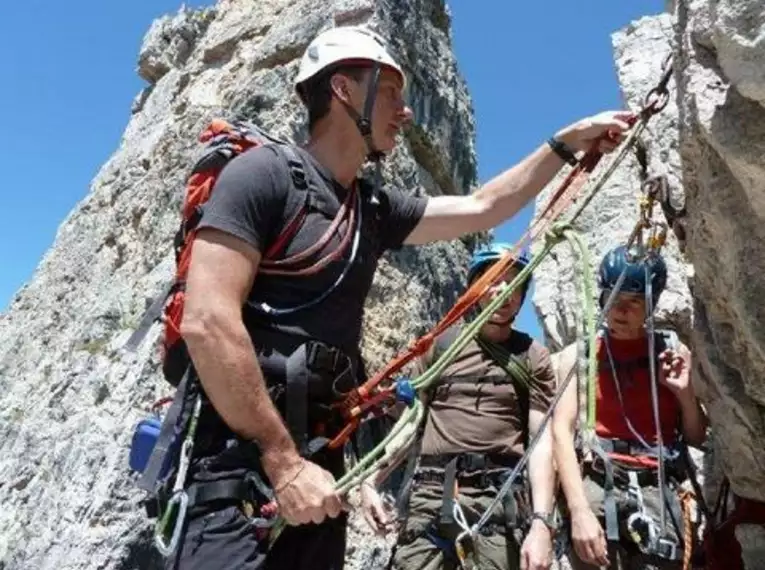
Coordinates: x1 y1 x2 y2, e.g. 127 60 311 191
403 111 634 246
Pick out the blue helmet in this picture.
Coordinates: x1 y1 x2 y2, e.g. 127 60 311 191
467 242 532 301
597 245 667 307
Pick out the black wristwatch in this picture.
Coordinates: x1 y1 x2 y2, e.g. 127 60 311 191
529 511 557 531
547 136 579 166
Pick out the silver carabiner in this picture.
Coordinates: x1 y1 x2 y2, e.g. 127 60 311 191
154 489 189 557
627 510 657 552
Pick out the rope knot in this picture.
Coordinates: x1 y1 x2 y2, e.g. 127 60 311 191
545 222 571 242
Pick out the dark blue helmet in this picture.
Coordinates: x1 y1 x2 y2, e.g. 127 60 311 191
467 242 531 302
597 245 667 307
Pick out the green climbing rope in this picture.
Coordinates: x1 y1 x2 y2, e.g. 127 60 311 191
266 62 676 547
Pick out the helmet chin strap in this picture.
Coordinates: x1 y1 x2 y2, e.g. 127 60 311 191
338 61 385 199
339 61 384 162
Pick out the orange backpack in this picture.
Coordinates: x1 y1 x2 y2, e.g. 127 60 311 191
124 118 358 386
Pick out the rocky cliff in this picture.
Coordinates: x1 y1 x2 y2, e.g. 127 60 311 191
0 1 477 568
532 0 765 565
674 0 765 564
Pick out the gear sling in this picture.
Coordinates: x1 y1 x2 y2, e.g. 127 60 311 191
125 118 371 556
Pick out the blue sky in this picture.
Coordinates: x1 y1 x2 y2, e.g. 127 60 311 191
0 0 664 341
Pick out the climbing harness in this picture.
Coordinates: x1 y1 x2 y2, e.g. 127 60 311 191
394 331 535 563
131 337 358 558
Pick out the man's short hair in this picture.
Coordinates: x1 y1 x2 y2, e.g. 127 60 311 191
299 65 369 131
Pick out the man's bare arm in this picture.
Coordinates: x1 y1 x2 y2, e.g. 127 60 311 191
677 391 707 447
404 111 633 246
675 346 709 447
527 408 556 516
551 345 590 513
180 228 300 482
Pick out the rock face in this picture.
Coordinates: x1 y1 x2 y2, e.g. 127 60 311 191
673 0 765 563
533 0 765 565
0 1 478 568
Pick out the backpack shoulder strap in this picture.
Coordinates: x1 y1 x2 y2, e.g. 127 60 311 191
273 143 345 219
475 334 533 446
256 143 320 260
275 143 312 193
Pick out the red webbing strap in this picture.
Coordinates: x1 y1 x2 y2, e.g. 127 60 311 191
327 144 607 450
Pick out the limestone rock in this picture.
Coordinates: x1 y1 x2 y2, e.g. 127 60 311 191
673 0 765 503
137 6 216 84
708 0 765 107
0 1 478 568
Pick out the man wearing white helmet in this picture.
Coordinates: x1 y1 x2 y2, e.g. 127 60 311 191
170 23 634 570
293 26 407 157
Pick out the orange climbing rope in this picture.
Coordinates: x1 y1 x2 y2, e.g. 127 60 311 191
679 489 695 570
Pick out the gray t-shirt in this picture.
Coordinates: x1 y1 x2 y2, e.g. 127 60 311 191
195 144 428 357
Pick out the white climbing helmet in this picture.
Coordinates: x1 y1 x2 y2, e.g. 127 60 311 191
294 25 405 99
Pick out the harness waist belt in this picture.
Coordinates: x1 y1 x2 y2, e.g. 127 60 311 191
586 458 659 488
144 477 255 519
597 436 679 460
419 451 519 472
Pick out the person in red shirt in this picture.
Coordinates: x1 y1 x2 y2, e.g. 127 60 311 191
552 245 708 570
